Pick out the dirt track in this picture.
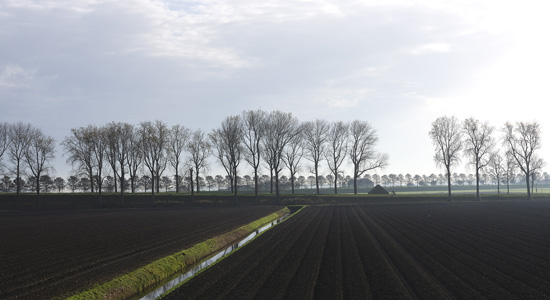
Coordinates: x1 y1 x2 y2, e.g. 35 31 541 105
0 206 281 300
164 202 550 299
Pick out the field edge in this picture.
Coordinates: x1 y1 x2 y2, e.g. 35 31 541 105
64 207 290 300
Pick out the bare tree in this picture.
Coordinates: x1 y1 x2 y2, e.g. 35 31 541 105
40 175 54 193
116 123 133 200
126 126 142 193
210 115 243 199
104 123 120 193
348 120 388 194
24 128 55 199
488 152 504 195
155 124 170 193
187 129 210 193
161 176 172 192
262 111 300 199
205 175 215 191
462 117 495 200
261 145 275 194
104 122 134 204
282 124 304 194
168 124 191 193
62 126 95 193
8 122 34 196
241 109 266 199
303 119 329 194
530 156 545 195
54 177 65 193
503 121 544 200
429 116 462 199
0 122 9 166
89 125 107 204
67 175 79 193
139 121 169 201
325 121 349 194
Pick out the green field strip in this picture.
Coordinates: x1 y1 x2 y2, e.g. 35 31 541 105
65 207 290 300
158 205 308 299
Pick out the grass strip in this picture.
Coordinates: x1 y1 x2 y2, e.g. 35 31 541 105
66 207 290 300
158 205 308 299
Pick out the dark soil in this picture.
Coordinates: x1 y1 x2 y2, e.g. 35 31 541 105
164 201 550 299
0 206 281 299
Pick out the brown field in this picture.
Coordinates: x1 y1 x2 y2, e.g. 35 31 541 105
164 201 550 299
0 206 281 299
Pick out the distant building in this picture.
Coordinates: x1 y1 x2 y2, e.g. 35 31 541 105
368 184 389 194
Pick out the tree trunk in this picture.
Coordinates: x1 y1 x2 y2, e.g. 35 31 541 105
254 168 259 200
16 161 21 196
353 166 359 195
151 171 155 204
497 175 500 195
315 162 320 194
36 175 40 197
475 162 480 201
190 168 194 203
156 175 160 193
175 170 179 193
275 169 280 203
269 168 273 194
120 167 125 207
89 170 94 193
446 166 452 200
290 174 295 194
526 171 531 200
334 173 338 195
233 166 238 205
196 171 200 193
36 172 41 208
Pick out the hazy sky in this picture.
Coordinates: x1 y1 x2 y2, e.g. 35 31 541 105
2 0 550 179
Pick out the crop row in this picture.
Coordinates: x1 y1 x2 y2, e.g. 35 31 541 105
0 206 281 300
164 202 550 299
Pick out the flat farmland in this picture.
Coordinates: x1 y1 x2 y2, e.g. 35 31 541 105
0 206 281 300
165 202 550 299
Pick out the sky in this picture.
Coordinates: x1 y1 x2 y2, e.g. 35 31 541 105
2 0 550 180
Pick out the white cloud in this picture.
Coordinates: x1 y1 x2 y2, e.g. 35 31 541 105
409 42 451 55
1 0 254 69
0 64 35 88
316 88 364 109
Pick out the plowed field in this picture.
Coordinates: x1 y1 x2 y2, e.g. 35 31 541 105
164 202 550 299
0 206 281 300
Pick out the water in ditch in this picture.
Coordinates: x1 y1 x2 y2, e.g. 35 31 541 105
138 213 290 300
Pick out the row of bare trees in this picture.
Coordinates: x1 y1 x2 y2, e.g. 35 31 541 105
429 116 543 200
1 110 388 205
1 117 545 203
61 121 212 205
58 111 387 204
0 122 56 201
210 110 388 201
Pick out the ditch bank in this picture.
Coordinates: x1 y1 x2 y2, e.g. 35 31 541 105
66 207 290 300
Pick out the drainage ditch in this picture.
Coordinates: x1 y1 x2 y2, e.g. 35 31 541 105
137 213 291 300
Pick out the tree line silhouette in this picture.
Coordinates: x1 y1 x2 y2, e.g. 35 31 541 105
0 113 545 202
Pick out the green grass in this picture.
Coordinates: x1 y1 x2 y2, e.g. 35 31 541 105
65 207 290 300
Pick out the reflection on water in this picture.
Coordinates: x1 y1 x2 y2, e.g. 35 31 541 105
139 213 289 300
